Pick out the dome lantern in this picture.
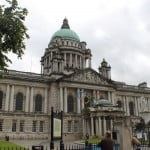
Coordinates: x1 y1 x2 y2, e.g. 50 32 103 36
61 18 70 29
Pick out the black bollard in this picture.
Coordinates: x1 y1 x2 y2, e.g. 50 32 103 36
60 140 64 150
50 141 54 150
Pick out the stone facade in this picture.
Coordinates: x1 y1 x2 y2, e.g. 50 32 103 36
0 18 150 140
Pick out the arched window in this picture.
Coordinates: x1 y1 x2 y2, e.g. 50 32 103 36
16 92 23 111
0 91 3 109
117 100 122 108
129 101 134 116
67 95 74 113
35 94 42 112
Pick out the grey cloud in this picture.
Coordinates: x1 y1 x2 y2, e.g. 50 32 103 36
6 0 150 86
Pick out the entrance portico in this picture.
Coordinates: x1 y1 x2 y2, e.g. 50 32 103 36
82 106 124 137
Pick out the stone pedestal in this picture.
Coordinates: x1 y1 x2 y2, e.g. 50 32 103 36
114 117 133 150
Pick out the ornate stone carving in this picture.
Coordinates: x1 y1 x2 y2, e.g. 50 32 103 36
63 69 108 85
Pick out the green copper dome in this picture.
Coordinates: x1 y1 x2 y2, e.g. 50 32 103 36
51 18 80 42
51 29 80 41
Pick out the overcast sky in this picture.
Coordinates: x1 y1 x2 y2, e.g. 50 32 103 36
3 0 150 86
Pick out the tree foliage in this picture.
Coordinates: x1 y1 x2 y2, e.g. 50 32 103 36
0 0 29 70
135 118 145 131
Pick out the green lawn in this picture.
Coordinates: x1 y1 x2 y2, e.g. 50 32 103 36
0 141 27 150
140 139 150 145
86 138 101 144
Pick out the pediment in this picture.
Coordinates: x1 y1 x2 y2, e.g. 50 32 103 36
62 69 109 85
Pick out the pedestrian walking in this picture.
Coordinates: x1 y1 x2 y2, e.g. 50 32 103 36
98 131 114 150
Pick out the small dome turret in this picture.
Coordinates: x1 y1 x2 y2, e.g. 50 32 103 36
95 99 112 106
99 58 111 79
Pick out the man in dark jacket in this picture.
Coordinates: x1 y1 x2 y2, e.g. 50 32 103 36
98 132 114 150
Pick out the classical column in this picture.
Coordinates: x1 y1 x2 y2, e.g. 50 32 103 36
49 55 51 66
123 96 127 115
77 88 81 113
97 91 100 99
98 117 102 136
81 89 84 109
87 120 90 134
134 97 138 116
75 55 78 68
137 97 141 113
44 88 48 113
70 53 72 67
148 98 150 112
103 117 106 134
91 117 94 136
89 58 91 68
51 52 53 59
126 97 129 116
5 84 10 111
79 56 82 69
85 120 87 134
83 119 85 137
108 91 111 101
96 118 99 136
84 59 86 68
25 86 30 112
10 85 14 111
64 53 66 66
110 119 113 131
64 87 67 113
111 92 115 104
60 87 63 111
30 87 34 112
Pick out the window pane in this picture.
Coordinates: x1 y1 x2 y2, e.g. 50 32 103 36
16 93 23 111
0 91 3 109
129 102 134 115
32 121 37 132
35 95 42 112
67 95 74 112
68 121 72 132
0 120 3 131
74 121 78 132
20 120 24 132
39 121 44 132
12 120 17 132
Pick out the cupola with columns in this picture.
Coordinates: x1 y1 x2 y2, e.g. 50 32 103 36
99 58 111 79
41 18 92 76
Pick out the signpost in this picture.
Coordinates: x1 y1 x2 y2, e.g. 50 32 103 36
50 107 63 150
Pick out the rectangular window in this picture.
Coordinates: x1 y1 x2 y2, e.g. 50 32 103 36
12 120 17 132
68 121 72 132
0 120 3 131
74 121 78 132
20 120 24 132
32 121 37 132
39 121 44 132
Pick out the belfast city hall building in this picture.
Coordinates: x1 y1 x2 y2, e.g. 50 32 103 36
0 18 150 140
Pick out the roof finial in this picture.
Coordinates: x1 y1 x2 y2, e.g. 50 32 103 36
61 18 70 29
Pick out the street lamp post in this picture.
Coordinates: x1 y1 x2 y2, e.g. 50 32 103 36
148 126 150 147
50 107 54 150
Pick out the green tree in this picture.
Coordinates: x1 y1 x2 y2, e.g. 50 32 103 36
0 0 29 70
